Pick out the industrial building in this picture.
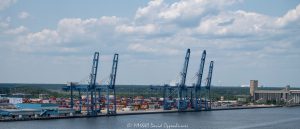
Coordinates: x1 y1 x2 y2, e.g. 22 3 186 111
250 80 300 105
0 103 74 119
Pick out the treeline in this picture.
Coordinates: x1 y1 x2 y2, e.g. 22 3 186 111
0 86 67 98
1 83 297 100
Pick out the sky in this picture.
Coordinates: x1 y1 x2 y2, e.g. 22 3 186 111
0 0 300 87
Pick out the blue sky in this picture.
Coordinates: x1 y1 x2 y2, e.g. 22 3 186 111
0 0 300 87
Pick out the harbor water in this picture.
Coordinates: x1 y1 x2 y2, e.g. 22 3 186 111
1 107 300 129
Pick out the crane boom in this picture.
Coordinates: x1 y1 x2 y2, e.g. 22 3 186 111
206 61 214 90
196 50 206 88
179 48 190 88
89 52 99 90
109 54 119 89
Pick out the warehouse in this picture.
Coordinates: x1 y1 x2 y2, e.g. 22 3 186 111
0 103 74 119
250 81 300 104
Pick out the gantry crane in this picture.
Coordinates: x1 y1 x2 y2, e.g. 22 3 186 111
62 52 121 116
88 52 99 116
107 54 119 115
205 61 214 110
178 49 190 111
193 50 206 111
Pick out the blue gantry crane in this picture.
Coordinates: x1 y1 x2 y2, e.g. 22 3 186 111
64 82 85 113
149 84 178 110
107 54 119 115
205 61 214 110
193 50 206 111
162 85 177 110
63 52 100 116
87 52 99 116
62 52 118 116
63 49 213 114
177 48 190 111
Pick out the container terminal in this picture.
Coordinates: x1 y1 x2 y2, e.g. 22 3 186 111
1 49 299 121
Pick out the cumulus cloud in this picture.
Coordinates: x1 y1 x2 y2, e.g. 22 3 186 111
0 0 16 11
0 20 9 29
0 17 27 35
7 0 300 61
0 17 11 29
196 10 275 36
135 0 166 22
128 43 156 53
4 25 27 34
116 24 157 34
135 0 241 27
1 0 300 85
158 0 239 20
276 4 300 27
18 11 30 19
15 16 123 54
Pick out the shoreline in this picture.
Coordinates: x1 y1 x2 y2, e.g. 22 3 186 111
0 105 284 122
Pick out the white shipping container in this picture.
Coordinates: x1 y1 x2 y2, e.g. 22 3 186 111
42 100 50 103
8 98 23 104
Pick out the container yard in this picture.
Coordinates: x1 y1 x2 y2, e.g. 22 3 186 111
0 49 297 122
0 95 280 122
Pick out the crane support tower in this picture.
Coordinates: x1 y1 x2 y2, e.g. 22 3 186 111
178 49 190 111
107 54 119 115
194 50 206 111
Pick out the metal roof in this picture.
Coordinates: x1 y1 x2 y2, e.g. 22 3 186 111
254 90 287 94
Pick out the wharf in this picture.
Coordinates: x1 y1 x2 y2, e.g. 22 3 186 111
0 105 281 122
